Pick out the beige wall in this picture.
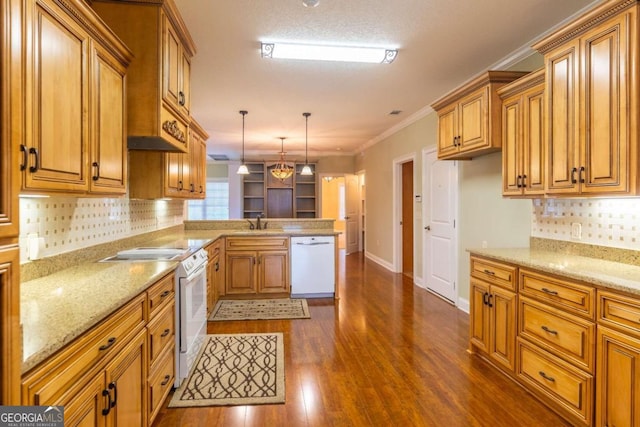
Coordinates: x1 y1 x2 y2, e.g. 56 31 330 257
317 155 356 174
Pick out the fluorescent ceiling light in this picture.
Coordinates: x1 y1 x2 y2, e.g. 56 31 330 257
261 42 397 64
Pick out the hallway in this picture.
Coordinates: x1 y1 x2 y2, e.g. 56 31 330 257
153 252 569 426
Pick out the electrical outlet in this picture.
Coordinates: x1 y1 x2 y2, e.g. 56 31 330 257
571 222 582 240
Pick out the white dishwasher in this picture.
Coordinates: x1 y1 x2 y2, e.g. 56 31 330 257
290 236 335 298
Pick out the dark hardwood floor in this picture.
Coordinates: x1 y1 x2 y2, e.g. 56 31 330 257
153 251 570 426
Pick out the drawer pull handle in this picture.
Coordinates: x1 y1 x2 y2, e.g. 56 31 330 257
483 269 495 276
483 292 489 306
160 290 171 298
541 287 558 295
161 375 171 386
541 325 558 335
538 371 555 382
99 337 117 351
108 381 117 408
161 328 171 337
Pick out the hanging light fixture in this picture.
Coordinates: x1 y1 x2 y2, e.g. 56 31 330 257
237 110 249 175
301 112 313 176
271 137 294 181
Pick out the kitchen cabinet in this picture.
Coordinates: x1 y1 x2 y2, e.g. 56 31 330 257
1 0 21 405
498 69 545 197
469 256 518 373
517 268 595 426
205 238 223 315
225 236 290 296
128 126 207 199
431 71 527 160
22 293 148 426
295 163 317 218
188 118 208 198
533 1 640 196
145 273 175 425
91 0 196 152
21 0 131 196
596 290 640 427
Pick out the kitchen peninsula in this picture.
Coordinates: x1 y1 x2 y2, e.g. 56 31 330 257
19 219 338 426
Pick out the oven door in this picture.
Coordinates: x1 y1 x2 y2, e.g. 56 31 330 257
176 261 208 386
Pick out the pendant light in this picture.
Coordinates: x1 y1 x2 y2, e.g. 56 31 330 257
300 112 313 176
270 137 294 181
237 110 249 175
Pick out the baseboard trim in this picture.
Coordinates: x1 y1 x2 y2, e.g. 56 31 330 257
364 251 395 272
457 297 470 314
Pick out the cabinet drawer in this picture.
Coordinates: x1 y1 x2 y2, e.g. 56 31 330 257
598 290 640 337
519 268 595 319
22 293 146 404
206 239 222 258
148 342 175 424
226 236 289 251
147 273 175 319
147 301 175 366
519 296 595 372
470 256 516 291
517 339 593 425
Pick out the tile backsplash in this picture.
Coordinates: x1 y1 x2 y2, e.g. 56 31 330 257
19 197 185 263
531 198 640 250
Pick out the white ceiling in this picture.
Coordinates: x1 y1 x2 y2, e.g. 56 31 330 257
173 0 597 161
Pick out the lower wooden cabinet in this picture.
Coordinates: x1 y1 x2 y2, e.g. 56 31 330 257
225 237 290 296
205 239 223 314
596 289 640 427
22 273 177 427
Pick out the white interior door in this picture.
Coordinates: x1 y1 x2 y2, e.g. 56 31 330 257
345 174 359 254
423 149 458 303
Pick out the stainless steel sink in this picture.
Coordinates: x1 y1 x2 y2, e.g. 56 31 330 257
100 247 191 262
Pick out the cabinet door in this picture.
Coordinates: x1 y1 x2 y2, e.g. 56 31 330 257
469 278 490 353
522 86 545 195
226 251 257 294
25 0 89 192
545 41 580 194
63 374 107 427
104 329 146 427
165 151 185 197
179 50 191 115
162 15 181 112
437 104 458 158
89 43 127 194
458 87 488 151
0 247 19 404
489 286 517 372
501 96 522 195
258 250 289 293
580 12 632 194
596 326 640 427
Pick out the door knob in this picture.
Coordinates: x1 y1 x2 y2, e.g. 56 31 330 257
425 225 431 230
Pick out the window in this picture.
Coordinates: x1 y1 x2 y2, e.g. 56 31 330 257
187 180 229 219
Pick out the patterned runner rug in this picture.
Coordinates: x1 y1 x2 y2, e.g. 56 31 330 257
169 333 285 407
209 298 310 321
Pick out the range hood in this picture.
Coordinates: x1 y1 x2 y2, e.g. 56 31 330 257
127 135 187 153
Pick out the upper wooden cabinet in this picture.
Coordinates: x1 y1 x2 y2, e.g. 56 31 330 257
128 117 207 200
21 0 131 196
431 71 527 160
533 0 639 196
498 69 545 197
91 0 196 152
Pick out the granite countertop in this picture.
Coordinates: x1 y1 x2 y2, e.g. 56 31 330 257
468 247 640 296
20 227 339 373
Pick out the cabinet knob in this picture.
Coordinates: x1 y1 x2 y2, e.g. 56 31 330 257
425 225 431 231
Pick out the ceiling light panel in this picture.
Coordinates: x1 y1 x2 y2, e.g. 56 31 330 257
261 42 397 64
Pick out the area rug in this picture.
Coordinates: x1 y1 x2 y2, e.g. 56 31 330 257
169 333 285 407
209 298 310 321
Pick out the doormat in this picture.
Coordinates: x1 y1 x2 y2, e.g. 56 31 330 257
169 333 285 407
209 298 310 321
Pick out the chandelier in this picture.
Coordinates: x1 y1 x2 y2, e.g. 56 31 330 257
271 137 294 181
